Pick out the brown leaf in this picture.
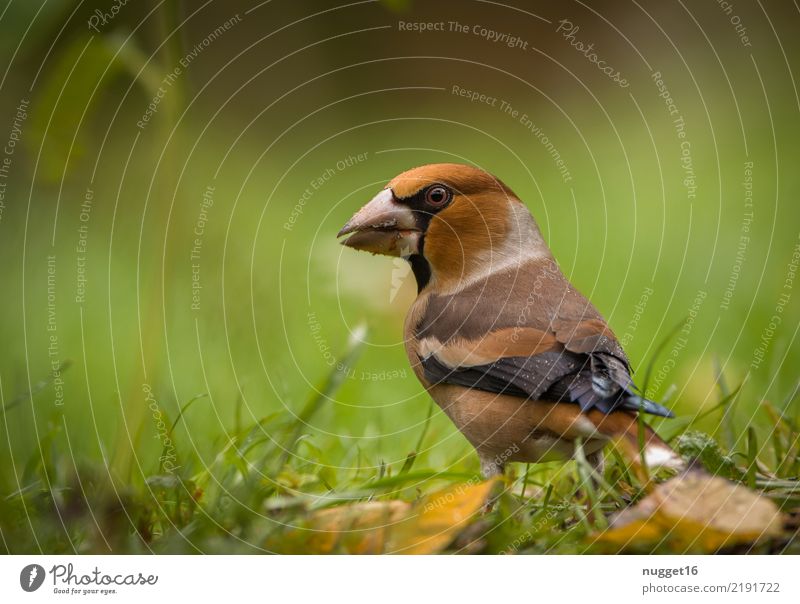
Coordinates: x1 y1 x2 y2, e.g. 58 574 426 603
595 468 784 552
265 479 496 554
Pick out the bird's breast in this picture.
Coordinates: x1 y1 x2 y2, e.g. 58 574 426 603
426 384 605 464
403 292 430 386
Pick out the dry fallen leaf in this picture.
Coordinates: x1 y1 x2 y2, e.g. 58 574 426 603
388 479 496 554
265 479 496 554
595 468 784 552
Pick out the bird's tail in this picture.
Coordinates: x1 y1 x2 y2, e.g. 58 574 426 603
587 409 685 471
620 393 675 418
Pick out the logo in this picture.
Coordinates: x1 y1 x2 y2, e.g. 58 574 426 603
20 564 45 592
389 257 412 302
389 242 416 302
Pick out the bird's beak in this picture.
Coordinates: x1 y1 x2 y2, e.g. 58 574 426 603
337 188 421 257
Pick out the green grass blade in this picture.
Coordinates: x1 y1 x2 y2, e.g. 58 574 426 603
276 323 367 470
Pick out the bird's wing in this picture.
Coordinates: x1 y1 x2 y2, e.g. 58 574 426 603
415 261 673 418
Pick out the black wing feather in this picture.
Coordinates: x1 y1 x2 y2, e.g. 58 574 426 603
420 347 674 418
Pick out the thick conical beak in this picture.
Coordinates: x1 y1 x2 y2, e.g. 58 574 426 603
337 188 421 257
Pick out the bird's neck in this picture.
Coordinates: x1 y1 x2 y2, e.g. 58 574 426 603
407 254 432 293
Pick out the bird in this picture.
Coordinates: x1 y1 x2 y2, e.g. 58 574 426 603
337 163 683 480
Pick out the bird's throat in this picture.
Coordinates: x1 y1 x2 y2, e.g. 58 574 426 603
407 254 431 293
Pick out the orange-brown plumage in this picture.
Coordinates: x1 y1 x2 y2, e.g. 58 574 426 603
424 193 511 286
339 163 682 478
386 163 515 199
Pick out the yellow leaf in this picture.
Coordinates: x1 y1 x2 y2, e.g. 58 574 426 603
265 479 496 554
388 479 497 554
595 469 784 552
264 500 408 554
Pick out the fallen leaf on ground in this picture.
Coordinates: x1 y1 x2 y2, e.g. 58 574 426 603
265 479 496 554
595 468 784 552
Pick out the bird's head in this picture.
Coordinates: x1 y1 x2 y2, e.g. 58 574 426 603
338 163 550 292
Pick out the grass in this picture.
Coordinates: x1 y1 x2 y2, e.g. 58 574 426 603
0 130 797 553
2 327 798 555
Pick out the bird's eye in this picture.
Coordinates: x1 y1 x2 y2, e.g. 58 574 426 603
425 185 451 207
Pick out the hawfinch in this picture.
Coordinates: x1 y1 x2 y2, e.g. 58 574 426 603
338 164 682 478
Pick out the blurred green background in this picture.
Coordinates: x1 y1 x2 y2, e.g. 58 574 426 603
1 0 799 543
